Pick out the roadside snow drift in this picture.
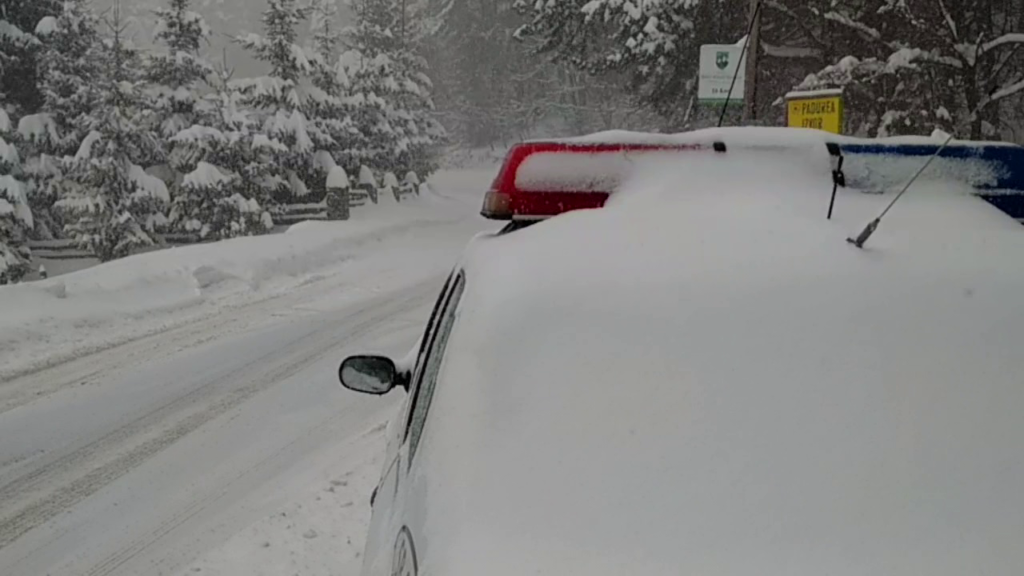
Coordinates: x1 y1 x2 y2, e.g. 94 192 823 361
0 188 471 380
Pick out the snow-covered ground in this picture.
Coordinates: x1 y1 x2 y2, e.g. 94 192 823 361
0 168 497 576
174 423 388 576
1 182 480 381
7 133 1021 576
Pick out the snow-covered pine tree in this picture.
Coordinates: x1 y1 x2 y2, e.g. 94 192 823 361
168 62 274 239
345 0 444 179
0 106 33 284
56 4 167 261
36 0 102 158
235 0 332 205
29 0 103 237
16 111 62 239
0 14 34 280
174 159 269 239
309 0 341 66
0 0 60 117
0 2 50 281
305 0 361 200
147 0 215 156
337 48 388 175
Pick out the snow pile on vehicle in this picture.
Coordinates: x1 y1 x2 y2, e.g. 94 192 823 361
842 151 1003 192
506 127 1024 222
422 153 1024 576
514 147 709 194
555 126 1016 150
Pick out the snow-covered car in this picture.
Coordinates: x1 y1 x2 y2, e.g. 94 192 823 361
338 128 1024 576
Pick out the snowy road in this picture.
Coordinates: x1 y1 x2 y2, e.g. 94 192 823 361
0 171 495 576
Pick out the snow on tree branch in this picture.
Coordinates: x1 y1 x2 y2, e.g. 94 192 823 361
822 11 882 42
989 77 1024 105
982 34 1024 56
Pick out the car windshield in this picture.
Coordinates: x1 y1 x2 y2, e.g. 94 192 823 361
0 1 1022 575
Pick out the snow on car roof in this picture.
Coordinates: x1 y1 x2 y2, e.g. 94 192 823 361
548 125 1020 149
418 151 1024 576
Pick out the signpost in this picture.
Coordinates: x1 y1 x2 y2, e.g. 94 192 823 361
699 44 746 105
786 89 844 134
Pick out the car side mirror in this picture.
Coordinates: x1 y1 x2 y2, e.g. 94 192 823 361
339 355 400 395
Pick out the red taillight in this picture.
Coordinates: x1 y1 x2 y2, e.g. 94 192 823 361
481 141 716 220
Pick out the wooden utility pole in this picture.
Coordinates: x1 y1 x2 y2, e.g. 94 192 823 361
743 0 762 123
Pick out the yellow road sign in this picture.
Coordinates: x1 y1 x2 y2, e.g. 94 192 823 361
786 92 844 134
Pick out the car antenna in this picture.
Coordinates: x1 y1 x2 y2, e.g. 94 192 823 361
847 132 956 249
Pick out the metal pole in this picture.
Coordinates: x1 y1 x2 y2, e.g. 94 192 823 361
743 0 762 124
717 0 762 128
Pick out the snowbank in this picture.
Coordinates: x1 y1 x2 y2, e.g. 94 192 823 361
0 188 474 380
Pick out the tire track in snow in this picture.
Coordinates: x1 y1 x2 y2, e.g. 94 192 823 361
0 215 461 386
0 279 435 553
83 408 391 576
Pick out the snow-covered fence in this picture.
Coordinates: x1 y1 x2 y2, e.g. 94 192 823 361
161 233 201 245
349 188 371 207
272 202 329 225
27 239 93 260
29 192 373 260
273 190 375 224
29 234 198 260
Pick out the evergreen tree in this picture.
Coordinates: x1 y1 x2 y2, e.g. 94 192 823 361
337 48 389 173
168 63 274 239
147 0 214 147
27 0 103 239
346 0 444 178
0 105 32 283
0 2 46 279
15 111 62 239
308 0 340 66
306 0 361 189
36 0 102 158
238 0 309 82
0 0 61 116
235 0 331 204
56 5 167 261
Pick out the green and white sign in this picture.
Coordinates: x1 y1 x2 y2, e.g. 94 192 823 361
699 44 746 105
